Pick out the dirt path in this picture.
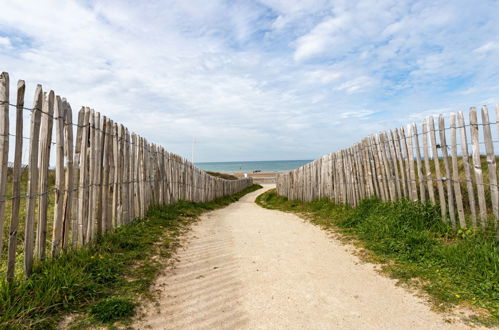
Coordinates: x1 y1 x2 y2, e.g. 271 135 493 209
133 185 478 330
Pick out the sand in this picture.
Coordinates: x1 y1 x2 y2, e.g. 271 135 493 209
132 184 480 330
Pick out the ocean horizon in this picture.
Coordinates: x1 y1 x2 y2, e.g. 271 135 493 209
195 159 312 173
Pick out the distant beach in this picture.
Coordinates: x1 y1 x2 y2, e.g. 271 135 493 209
195 160 311 173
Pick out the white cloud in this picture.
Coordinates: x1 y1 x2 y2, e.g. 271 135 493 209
294 14 350 61
474 42 499 54
340 110 375 119
306 69 341 84
0 36 11 48
336 76 374 94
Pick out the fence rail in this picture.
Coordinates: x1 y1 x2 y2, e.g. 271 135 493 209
0 72 253 281
276 105 499 236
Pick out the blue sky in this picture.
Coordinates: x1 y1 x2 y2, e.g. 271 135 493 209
1 0 499 162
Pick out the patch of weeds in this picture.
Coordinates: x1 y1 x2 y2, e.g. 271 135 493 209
90 298 135 323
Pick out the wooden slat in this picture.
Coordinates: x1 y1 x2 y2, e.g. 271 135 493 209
107 119 115 230
86 109 95 243
458 111 477 227
161 147 167 204
133 134 140 217
122 127 130 224
62 100 73 249
422 118 435 203
361 140 372 197
481 106 498 220
372 135 387 201
139 137 145 216
71 108 84 248
469 107 488 227
24 85 43 276
394 128 408 198
339 151 347 203
51 96 66 256
6 79 25 282
439 114 456 227
358 143 367 200
94 113 104 235
344 150 352 205
77 107 90 245
0 72 9 260
450 112 466 227
112 122 119 227
166 149 171 204
348 148 358 205
388 131 401 198
405 125 418 201
35 90 54 261
97 114 104 232
367 139 379 198
401 126 417 200
101 117 110 232
412 123 425 202
160 146 166 203
343 150 351 203
428 116 447 221
379 132 396 201
129 132 135 219
118 125 125 224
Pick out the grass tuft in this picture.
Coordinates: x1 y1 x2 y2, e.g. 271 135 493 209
90 298 135 323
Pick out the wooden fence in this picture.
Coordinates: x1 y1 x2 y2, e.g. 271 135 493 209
276 106 499 235
0 72 253 281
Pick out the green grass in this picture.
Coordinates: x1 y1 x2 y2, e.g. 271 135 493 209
256 189 498 326
0 184 262 329
89 298 135 323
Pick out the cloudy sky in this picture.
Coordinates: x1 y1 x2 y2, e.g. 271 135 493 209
1 0 499 162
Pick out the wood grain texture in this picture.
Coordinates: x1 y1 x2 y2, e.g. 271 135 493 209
438 115 456 227
469 107 487 227
428 116 447 221
481 106 498 220
6 80 25 281
0 72 9 259
449 113 466 227
51 96 66 256
24 85 43 276
458 111 477 227
35 91 54 260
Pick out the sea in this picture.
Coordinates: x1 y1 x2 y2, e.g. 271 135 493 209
195 160 312 173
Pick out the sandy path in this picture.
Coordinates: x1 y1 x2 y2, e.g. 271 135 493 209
133 185 477 330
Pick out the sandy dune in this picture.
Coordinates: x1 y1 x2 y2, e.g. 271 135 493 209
133 184 478 330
